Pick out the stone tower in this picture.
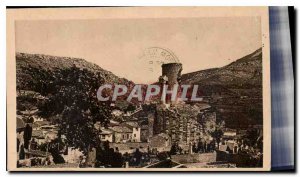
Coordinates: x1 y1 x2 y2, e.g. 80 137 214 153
161 63 182 86
159 63 182 104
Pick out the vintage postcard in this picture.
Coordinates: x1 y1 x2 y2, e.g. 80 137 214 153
7 7 271 171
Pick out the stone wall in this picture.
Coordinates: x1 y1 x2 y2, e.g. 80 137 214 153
154 104 202 146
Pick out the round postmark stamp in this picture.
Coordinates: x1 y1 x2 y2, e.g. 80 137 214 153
139 47 180 73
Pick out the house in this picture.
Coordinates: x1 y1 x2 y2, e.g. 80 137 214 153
32 130 45 145
97 119 141 143
99 128 114 142
219 140 238 154
94 120 120 130
109 126 133 143
219 145 230 152
121 121 141 142
132 126 141 142
32 115 44 122
226 141 238 154
31 129 58 145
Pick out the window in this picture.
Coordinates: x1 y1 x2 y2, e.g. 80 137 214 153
134 134 136 137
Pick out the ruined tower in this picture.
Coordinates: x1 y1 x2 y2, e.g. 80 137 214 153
159 63 182 104
155 62 202 148
161 63 182 86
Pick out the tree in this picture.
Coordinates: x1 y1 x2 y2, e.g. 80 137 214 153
39 138 65 164
169 142 180 155
19 145 25 160
39 66 112 155
23 124 32 149
126 103 136 112
209 124 224 149
205 111 225 149
243 128 262 147
96 141 123 167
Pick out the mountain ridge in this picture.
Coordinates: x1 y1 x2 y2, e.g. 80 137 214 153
16 52 132 92
16 47 262 98
180 48 262 97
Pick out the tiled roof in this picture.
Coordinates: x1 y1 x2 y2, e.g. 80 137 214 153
121 121 139 128
100 129 113 135
109 126 132 133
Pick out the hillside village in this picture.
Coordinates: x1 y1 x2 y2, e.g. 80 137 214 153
15 49 264 168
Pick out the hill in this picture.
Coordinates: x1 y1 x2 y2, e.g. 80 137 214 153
16 53 131 92
181 48 262 97
16 53 133 113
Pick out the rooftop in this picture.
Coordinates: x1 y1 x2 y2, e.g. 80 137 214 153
109 126 132 133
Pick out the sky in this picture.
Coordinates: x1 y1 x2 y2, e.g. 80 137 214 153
16 17 262 84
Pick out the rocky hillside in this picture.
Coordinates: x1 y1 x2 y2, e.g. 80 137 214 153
16 53 134 113
15 50 263 128
181 48 262 97
16 53 132 92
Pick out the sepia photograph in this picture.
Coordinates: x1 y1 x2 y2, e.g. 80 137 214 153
6 7 271 171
